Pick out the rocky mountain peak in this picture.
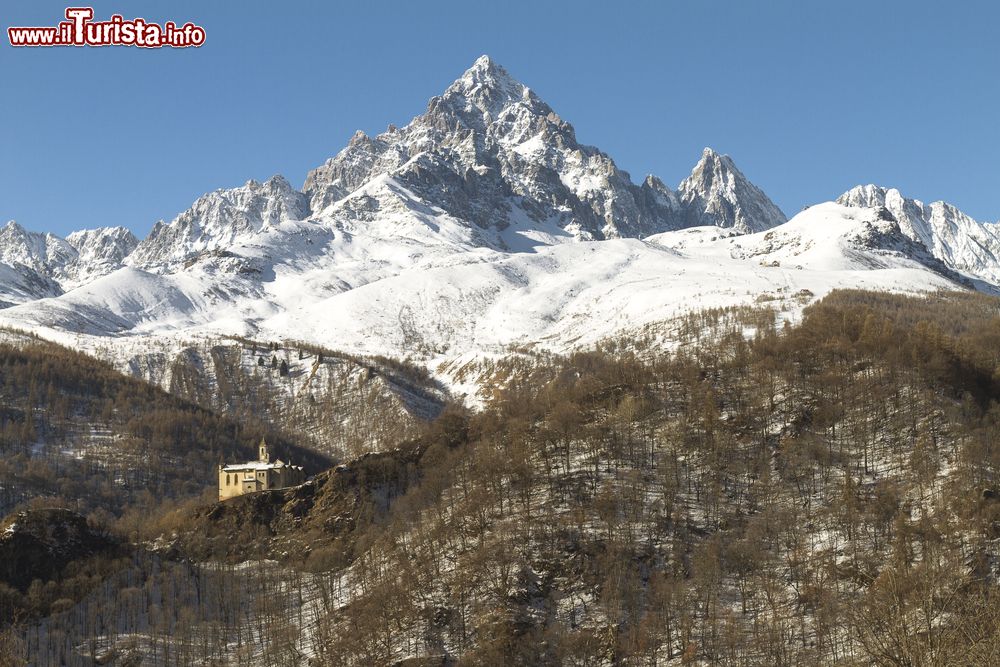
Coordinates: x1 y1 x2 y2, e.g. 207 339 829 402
62 227 140 287
0 221 146 295
128 175 310 270
3 58 791 303
837 184 1000 285
678 147 786 233
447 55 510 91
66 226 138 252
839 183 890 207
303 58 784 241
440 55 531 120
0 220 75 273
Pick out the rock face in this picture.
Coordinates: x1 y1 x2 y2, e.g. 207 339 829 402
0 221 73 303
303 56 782 241
678 148 787 233
64 226 139 286
0 221 76 277
128 176 310 269
125 340 447 459
65 227 138 266
838 185 1000 285
0 221 138 305
171 445 423 563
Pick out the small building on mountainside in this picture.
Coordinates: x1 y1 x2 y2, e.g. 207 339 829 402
218 439 305 501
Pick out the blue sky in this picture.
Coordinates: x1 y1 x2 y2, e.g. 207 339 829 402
1 0 997 237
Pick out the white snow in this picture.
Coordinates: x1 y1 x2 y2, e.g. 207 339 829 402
839 184 1000 286
0 201 963 400
0 58 990 401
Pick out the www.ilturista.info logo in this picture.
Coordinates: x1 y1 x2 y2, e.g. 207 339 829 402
8 7 205 48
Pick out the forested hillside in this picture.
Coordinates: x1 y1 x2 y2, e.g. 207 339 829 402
0 331 335 656
5 290 1000 665
240 289 1000 665
128 336 447 459
0 330 332 520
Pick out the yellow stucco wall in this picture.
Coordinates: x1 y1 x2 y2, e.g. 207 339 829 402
218 464 305 501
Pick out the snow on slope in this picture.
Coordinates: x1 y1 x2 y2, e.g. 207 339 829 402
0 56 788 316
0 221 76 275
64 227 139 286
0 202 962 394
0 221 73 303
3 268 213 334
0 260 61 308
251 202 963 359
838 184 1000 285
0 57 988 400
0 221 138 305
129 176 309 269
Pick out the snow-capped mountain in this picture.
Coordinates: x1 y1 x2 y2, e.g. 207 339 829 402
303 55 784 243
0 56 991 392
0 221 138 306
0 55 787 289
838 185 1000 285
0 199 963 378
64 227 139 285
0 222 70 304
0 221 76 275
129 176 309 270
679 148 787 233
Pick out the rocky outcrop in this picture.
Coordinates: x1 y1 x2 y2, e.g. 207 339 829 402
64 226 138 285
0 222 139 304
0 508 118 591
839 184 1000 285
168 444 424 564
678 148 787 233
128 175 310 269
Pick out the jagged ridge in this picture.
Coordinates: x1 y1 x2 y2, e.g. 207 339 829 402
838 184 1000 285
1 56 786 291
